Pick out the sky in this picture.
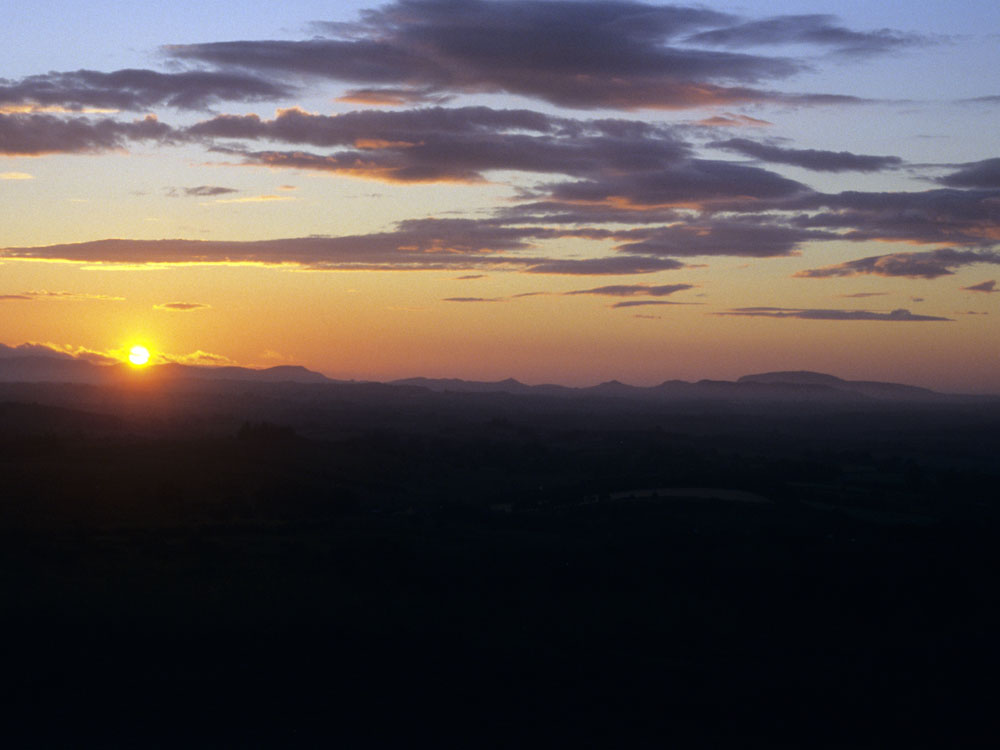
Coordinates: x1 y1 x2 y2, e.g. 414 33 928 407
2 0 999 392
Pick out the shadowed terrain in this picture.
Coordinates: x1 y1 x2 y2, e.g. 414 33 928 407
1 366 998 746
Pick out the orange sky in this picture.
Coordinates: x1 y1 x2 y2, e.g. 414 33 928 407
2 1 999 392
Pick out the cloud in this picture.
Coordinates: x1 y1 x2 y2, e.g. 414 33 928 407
336 87 452 106
0 112 173 155
962 279 998 293
685 14 926 56
0 212 720 275
542 158 808 209
710 137 903 172
167 185 238 197
210 194 295 204
938 158 1000 189
716 306 951 322
521 256 686 275
0 172 33 180
0 342 72 359
153 301 211 311
612 220 828 257
565 283 694 297
455 274 485 280
0 219 634 273
611 300 693 309
161 350 237 366
190 106 692 184
442 296 505 302
166 1 884 111
796 249 1000 279
839 292 887 298
0 290 123 301
0 68 291 112
962 95 1000 105
774 189 1000 247
0 341 117 364
694 113 772 128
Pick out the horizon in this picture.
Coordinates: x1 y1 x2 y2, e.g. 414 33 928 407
3 1 999 392
4 339 998 395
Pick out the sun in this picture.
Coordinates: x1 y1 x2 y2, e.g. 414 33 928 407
128 345 151 366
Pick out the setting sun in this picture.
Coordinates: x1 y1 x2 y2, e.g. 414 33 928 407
128 345 150 366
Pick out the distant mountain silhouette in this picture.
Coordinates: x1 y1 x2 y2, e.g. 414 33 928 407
0 347 985 401
0 355 113 384
0 352 331 385
737 371 941 401
389 376 538 394
152 363 331 384
388 370 958 403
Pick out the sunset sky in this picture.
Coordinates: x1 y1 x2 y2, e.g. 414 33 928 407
3 0 999 391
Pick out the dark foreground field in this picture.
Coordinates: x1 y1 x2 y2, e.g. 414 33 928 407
2 379 999 746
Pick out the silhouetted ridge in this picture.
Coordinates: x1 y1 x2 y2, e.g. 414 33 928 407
0 346 980 400
0 355 120 384
739 370 941 400
155 363 330 383
0 354 330 385
389 376 533 393
738 371 847 386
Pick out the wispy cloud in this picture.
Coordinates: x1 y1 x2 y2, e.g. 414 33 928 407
709 137 903 172
796 249 1000 279
210 194 295 204
716 306 952 322
166 185 238 198
160 350 237 366
612 300 695 309
153 301 211 311
962 279 998 293
0 289 123 302
685 13 927 56
565 283 695 297
694 113 772 128
0 69 291 112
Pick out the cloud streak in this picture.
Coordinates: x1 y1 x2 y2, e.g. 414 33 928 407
154 301 211 311
710 137 903 172
717 307 952 322
565 283 694 297
0 290 123 301
685 14 925 56
796 249 1000 279
0 69 291 112
167 185 238 197
962 280 998 293
611 299 694 309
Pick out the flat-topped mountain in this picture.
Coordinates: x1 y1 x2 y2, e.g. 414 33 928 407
736 370 940 400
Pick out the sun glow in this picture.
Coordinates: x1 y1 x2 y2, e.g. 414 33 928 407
128 345 151 366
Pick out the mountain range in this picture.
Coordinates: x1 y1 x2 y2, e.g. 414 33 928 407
0 345 987 403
